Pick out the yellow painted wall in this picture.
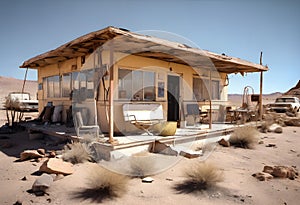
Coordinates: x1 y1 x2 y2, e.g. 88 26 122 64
37 50 228 132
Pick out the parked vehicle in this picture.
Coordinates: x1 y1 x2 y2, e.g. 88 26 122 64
4 92 38 111
269 96 300 113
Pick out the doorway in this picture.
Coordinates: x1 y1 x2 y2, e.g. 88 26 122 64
167 75 180 122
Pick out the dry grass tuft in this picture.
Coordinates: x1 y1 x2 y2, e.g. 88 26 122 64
73 166 129 202
174 162 223 193
229 126 259 149
62 142 92 164
129 151 156 177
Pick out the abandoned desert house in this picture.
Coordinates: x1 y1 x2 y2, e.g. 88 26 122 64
20 26 268 141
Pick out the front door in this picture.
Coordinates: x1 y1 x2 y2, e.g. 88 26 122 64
167 75 180 122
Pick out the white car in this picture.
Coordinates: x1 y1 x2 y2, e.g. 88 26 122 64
4 92 38 111
269 96 300 113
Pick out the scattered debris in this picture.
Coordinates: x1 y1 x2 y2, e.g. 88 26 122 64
218 138 230 147
39 158 74 175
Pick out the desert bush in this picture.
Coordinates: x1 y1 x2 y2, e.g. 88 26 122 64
73 166 129 202
229 126 259 149
62 142 92 164
87 167 129 198
129 151 156 177
175 162 223 193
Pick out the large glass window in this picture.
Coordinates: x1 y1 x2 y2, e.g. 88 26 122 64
118 68 155 101
62 73 71 98
193 77 209 101
46 75 60 98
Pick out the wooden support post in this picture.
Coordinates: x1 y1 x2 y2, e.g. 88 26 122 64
259 51 263 121
209 69 212 129
259 71 263 121
108 47 118 145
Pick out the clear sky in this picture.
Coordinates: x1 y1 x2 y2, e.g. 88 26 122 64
0 0 299 94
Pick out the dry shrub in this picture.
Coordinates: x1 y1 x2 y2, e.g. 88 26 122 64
175 162 223 193
62 142 92 164
229 126 259 149
129 151 156 177
73 166 129 202
87 167 128 197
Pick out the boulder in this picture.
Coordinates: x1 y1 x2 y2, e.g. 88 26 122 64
252 172 273 181
39 158 74 175
218 138 230 147
32 173 53 194
20 150 44 161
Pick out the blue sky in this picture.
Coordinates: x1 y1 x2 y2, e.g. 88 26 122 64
0 0 299 94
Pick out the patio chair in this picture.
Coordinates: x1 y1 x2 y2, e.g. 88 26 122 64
74 111 99 138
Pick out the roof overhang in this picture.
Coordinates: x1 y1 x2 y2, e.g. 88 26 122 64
20 26 268 74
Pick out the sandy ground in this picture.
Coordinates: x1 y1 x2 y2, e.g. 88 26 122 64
0 108 300 205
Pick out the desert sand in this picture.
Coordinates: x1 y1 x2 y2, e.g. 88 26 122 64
0 110 300 205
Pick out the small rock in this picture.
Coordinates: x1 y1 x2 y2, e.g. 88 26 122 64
39 158 74 175
269 124 282 132
49 151 56 158
179 150 202 159
20 150 44 161
13 201 22 205
274 127 283 133
21 176 27 181
32 173 54 194
166 178 173 181
258 141 264 144
142 177 154 183
266 144 277 148
272 166 298 180
252 172 273 181
54 174 64 181
37 148 46 155
285 118 300 127
263 165 274 174
148 141 178 156
218 138 230 147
